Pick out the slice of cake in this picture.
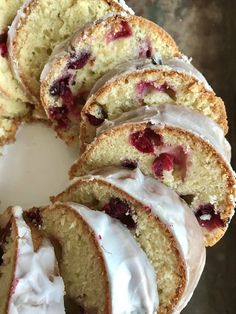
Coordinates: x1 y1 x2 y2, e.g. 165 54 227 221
80 58 227 151
40 14 180 143
27 203 159 313
0 206 65 314
52 167 206 313
70 105 236 246
8 0 133 106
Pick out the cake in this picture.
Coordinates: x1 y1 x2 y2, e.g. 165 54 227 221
0 206 65 314
52 167 206 313
70 105 236 246
80 58 227 151
40 14 180 143
0 7 29 120
8 0 133 106
27 202 159 313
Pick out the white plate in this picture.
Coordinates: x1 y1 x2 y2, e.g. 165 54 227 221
0 122 79 212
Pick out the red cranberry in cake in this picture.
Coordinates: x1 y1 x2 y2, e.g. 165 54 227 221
49 75 73 97
137 81 176 100
153 153 174 177
195 204 225 231
102 197 136 229
138 40 152 58
121 159 138 170
48 106 69 129
106 21 132 43
0 34 8 57
130 128 163 154
68 51 92 70
86 109 108 126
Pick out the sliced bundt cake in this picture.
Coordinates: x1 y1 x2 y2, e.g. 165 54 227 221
27 203 159 313
52 167 206 313
40 14 180 143
8 0 133 105
80 58 227 151
70 105 236 246
0 206 65 314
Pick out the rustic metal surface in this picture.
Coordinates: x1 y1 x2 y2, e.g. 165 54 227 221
126 1 236 313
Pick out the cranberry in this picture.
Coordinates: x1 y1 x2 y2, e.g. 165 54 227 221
139 40 152 58
195 204 224 231
86 114 104 126
103 198 136 229
106 21 132 43
0 43 7 57
25 209 42 227
0 33 8 58
130 128 162 154
48 106 69 129
68 51 91 70
60 88 75 108
136 81 176 100
49 75 72 97
121 159 138 170
152 153 174 177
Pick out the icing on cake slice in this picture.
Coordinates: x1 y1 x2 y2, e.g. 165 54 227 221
80 58 227 151
27 203 158 313
70 105 236 246
53 167 206 313
0 206 65 314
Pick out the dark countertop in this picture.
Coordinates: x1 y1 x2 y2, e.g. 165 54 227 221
126 1 236 313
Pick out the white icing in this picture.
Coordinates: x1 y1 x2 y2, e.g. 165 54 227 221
9 206 65 314
80 167 206 313
68 203 158 313
98 104 232 163
0 122 79 212
113 0 134 15
89 56 212 98
162 56 213 91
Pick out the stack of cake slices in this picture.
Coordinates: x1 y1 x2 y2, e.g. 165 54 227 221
0 0 235 313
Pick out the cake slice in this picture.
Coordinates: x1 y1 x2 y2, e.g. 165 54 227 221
0 206 65 314
8 0 133 105
80 58 227 151
52 167 206 313
27 203 159 313
70 105 236 246
40 14 180 143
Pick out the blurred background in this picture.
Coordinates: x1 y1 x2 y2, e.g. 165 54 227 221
126 1 236 313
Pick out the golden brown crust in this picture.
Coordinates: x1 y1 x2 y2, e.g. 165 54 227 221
39 203 112 313
70 122 236 246
80 67 228 152
52 178 187 313
0 118 20 146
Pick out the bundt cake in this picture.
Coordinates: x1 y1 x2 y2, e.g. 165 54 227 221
52 167 206 313
80 58 227 151
27 202 159 313
40 14 180 143
0 206 65 314
8 0 133 105
70 105 236 246
0 9 29 120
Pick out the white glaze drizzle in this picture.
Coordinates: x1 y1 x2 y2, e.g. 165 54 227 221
8 206 65 314
98 104 232 163
78 167 206 313
67 202 159 314
89 56 212 98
